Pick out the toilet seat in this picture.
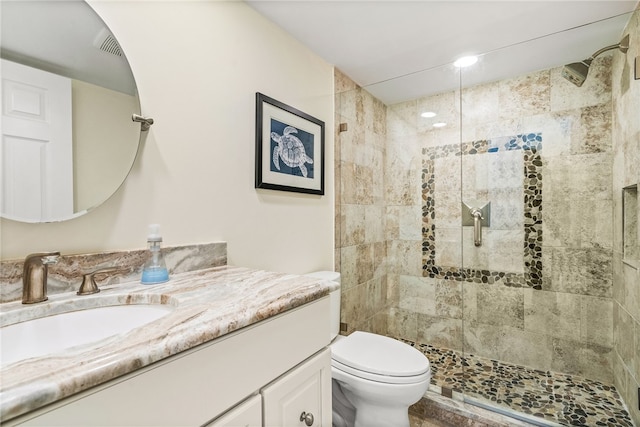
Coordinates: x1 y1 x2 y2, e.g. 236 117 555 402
331 331 430 384
332 358 431 384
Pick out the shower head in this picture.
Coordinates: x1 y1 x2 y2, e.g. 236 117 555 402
562 59 592 87
562 34 630 87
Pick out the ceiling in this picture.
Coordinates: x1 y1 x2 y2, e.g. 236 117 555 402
2 1 637 104
246 1 639 104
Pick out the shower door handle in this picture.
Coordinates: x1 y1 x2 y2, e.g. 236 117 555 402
471 208 483 247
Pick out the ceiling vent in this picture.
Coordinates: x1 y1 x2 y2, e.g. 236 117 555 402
94 28 123 57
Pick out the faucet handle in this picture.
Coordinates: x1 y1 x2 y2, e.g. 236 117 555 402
77 267 126 296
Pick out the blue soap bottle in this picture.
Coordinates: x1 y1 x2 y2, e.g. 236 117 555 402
141 224 169 284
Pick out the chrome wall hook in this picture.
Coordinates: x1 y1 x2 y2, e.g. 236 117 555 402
132 113 154 131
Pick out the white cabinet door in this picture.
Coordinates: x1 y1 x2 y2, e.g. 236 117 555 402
262 349 331 427
206 394 261 427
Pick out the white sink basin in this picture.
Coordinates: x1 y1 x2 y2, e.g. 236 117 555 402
0 305 173 367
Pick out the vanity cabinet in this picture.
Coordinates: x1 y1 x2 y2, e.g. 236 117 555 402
206 395 261 427
8 297 331 427
262 348 331 426
207 349 331 427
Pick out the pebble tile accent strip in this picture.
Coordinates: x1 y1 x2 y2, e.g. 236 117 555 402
404 340 634 427
422 133 544 289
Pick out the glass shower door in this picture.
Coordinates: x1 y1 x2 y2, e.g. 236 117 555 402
457 14 633 425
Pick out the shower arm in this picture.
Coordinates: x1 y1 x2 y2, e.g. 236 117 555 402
587 35 630 63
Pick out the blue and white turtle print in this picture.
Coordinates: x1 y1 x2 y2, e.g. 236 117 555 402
270 123 314 178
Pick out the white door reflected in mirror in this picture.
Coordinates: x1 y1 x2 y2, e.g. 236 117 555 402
0 0 141 223
1 59 74 222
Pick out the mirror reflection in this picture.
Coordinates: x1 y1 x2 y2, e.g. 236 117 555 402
1 0 140 223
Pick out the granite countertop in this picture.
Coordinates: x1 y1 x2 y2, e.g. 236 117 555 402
0 265 337 422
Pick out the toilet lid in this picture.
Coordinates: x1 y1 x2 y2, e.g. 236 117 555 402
331 331 429 377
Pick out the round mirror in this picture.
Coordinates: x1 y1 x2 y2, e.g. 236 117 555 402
1 0 140 223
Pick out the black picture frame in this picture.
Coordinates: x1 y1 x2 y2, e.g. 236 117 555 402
255 92 325 195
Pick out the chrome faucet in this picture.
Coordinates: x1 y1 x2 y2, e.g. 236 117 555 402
22 252 60 304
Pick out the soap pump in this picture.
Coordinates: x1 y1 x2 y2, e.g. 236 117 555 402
141 224 169 285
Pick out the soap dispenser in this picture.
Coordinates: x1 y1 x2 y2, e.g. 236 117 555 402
141 224 169 285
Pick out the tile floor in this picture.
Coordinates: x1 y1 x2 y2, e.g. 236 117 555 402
405 341 634 427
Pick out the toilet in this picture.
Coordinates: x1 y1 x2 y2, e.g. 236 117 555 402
306 271 431 427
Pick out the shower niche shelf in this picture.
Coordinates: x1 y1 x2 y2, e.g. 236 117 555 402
623 184 638 268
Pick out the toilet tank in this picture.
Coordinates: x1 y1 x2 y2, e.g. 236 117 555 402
305 271 341 340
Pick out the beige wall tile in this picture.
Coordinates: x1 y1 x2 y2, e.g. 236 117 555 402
398 205 423 241
622 262 640 320
387 306 417 341
498 70 551 119
434 156 461 192
543 247 612 297
434 191 462 229
551 337 613 383
461 80 501 127
387 100 418 138
434 227 462 268
340 203 365 246
543 193 613 249
475 284 524 329
364 205 386 244
417 313 463 351
335 68 358 95
573 102 612 154
341 283 367 331
435 279 463 319
462 229 524 274
421 126 461 149
580 295 614 347
399 275 437 315
417 90 460 135
385 206 400 240
463 323 553 369
356 243 375 284
339 245 358 292
523 289 581 341
614 302 635 369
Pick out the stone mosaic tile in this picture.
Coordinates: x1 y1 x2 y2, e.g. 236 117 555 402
422 132 544 289
403 340 634 427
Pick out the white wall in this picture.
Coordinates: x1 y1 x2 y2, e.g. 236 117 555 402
0 1 335 275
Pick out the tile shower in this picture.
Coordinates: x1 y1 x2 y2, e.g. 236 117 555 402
335 8 639 426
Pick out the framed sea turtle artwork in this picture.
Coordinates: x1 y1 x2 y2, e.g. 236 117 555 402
255 92 325 195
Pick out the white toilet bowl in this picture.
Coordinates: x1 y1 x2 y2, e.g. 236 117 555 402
305 272 431 427
331 331 430 427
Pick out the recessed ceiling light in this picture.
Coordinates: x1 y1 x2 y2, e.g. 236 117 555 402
454 55 478 68
433 122 447 128
421 111 437 118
